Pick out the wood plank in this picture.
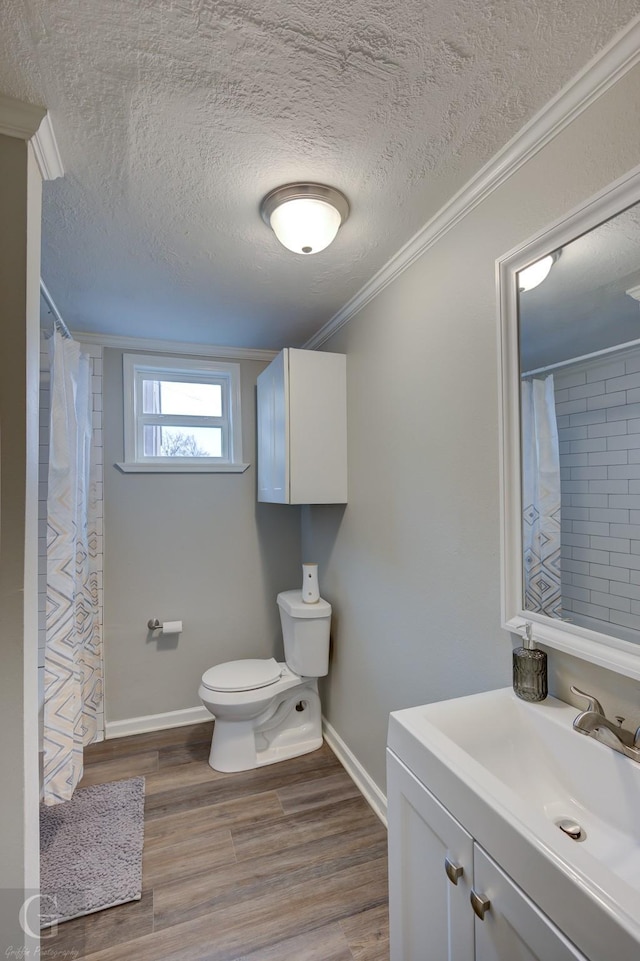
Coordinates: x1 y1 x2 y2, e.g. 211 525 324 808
153 818 387 931
277 769 361 814
341 904 390 961
232 795 384 863
143 827 236 887
145 791 283 846
157 740 211 768
84 722 213 763
76 857 388 961
78 751 158 788
144 744 340 818
40 888 154 957
144 759 227 797
229 921 354 961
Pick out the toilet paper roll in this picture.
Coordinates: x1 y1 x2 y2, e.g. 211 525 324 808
162 620 183 634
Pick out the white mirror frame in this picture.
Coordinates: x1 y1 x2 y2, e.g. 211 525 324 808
498 162 640 681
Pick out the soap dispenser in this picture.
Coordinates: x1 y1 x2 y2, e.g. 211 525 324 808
513 623 547 702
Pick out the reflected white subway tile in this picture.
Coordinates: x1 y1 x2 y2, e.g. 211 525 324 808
586 360 626 383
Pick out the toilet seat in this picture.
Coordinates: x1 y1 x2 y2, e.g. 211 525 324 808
201 658 282 693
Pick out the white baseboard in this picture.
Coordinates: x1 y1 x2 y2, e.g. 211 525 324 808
322 716 387 827
105 705 211 739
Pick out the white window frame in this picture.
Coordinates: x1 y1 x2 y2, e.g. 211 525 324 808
117 353 248 473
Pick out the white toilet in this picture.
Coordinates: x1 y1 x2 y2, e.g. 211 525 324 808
199 590 331 772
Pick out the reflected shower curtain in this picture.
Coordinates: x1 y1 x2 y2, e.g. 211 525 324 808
521 375 562 618
43 331 103 805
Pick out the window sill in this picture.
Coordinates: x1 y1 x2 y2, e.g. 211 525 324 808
115 461 250 474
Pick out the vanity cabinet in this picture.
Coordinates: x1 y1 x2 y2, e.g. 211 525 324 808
387 752 588 961
256 347 347 504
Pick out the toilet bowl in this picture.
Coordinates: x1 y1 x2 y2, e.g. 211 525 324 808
199 591 331 772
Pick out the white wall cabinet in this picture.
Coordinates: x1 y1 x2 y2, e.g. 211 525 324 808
257 348 347 504
387 751 588 961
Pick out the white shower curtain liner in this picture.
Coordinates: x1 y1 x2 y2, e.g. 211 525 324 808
521 374 562 619
43 331 103 805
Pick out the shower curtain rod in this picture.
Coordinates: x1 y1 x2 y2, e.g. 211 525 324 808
521 336 640 378
40 279 72 340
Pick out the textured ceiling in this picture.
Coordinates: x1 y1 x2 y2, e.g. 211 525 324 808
1 1 639 348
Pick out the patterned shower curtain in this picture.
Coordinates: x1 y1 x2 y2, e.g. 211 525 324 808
521 374 562 618
43 331 103 805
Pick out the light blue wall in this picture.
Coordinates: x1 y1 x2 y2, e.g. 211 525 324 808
102 349 302 723
304 64 640 792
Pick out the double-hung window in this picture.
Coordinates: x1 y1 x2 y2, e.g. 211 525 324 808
119 354 248 472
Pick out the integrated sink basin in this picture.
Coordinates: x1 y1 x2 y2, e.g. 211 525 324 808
413 689 640 875
388 688 640 961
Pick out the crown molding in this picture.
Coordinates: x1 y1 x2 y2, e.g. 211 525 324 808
31 114 64 181
0 92 46 140
305 14 640 350
0 93 64 180
71 330 278 362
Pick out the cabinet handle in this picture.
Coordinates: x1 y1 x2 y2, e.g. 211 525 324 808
444 856 463 885
470 890 491 920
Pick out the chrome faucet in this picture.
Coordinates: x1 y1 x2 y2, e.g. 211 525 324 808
571 686 640 763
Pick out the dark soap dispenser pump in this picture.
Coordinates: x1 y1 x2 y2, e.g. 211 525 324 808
513 622 547 702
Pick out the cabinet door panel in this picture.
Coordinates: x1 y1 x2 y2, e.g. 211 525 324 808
257 349 288 502
474 847 587 961
387 751 474 961
288 348 347 504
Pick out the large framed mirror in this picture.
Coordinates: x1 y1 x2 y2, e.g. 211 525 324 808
498 163 640 679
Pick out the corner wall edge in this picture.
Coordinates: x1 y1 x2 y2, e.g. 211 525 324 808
322 716 388 827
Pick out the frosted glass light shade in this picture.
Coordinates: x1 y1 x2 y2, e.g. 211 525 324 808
270 198 341 255
518 254 554 292
261 183 350 256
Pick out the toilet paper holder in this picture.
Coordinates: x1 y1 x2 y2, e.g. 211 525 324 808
147 618 182 633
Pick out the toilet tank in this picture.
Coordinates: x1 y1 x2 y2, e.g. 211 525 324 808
277 590 331 677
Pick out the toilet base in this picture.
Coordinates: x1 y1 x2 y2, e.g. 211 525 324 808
208 682 323 773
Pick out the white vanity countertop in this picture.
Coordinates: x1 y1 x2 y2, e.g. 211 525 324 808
388 688 640 961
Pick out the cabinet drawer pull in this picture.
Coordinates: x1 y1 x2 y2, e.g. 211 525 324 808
444 857 463 885
470 890 491 920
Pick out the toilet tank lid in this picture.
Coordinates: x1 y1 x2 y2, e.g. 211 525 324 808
277 590 332 618
201 658 282 692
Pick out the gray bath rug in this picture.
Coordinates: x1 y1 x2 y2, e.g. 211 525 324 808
39 776 145 927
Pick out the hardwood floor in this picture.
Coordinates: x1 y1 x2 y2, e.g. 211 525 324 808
41 723 389 961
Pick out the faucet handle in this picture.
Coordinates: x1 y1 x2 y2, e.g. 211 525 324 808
570 686 604 715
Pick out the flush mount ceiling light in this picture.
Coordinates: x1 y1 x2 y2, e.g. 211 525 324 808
518 252 559 292
260 183 350 255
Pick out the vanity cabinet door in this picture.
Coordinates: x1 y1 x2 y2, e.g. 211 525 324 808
387 751 475 961
473 846 588 961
